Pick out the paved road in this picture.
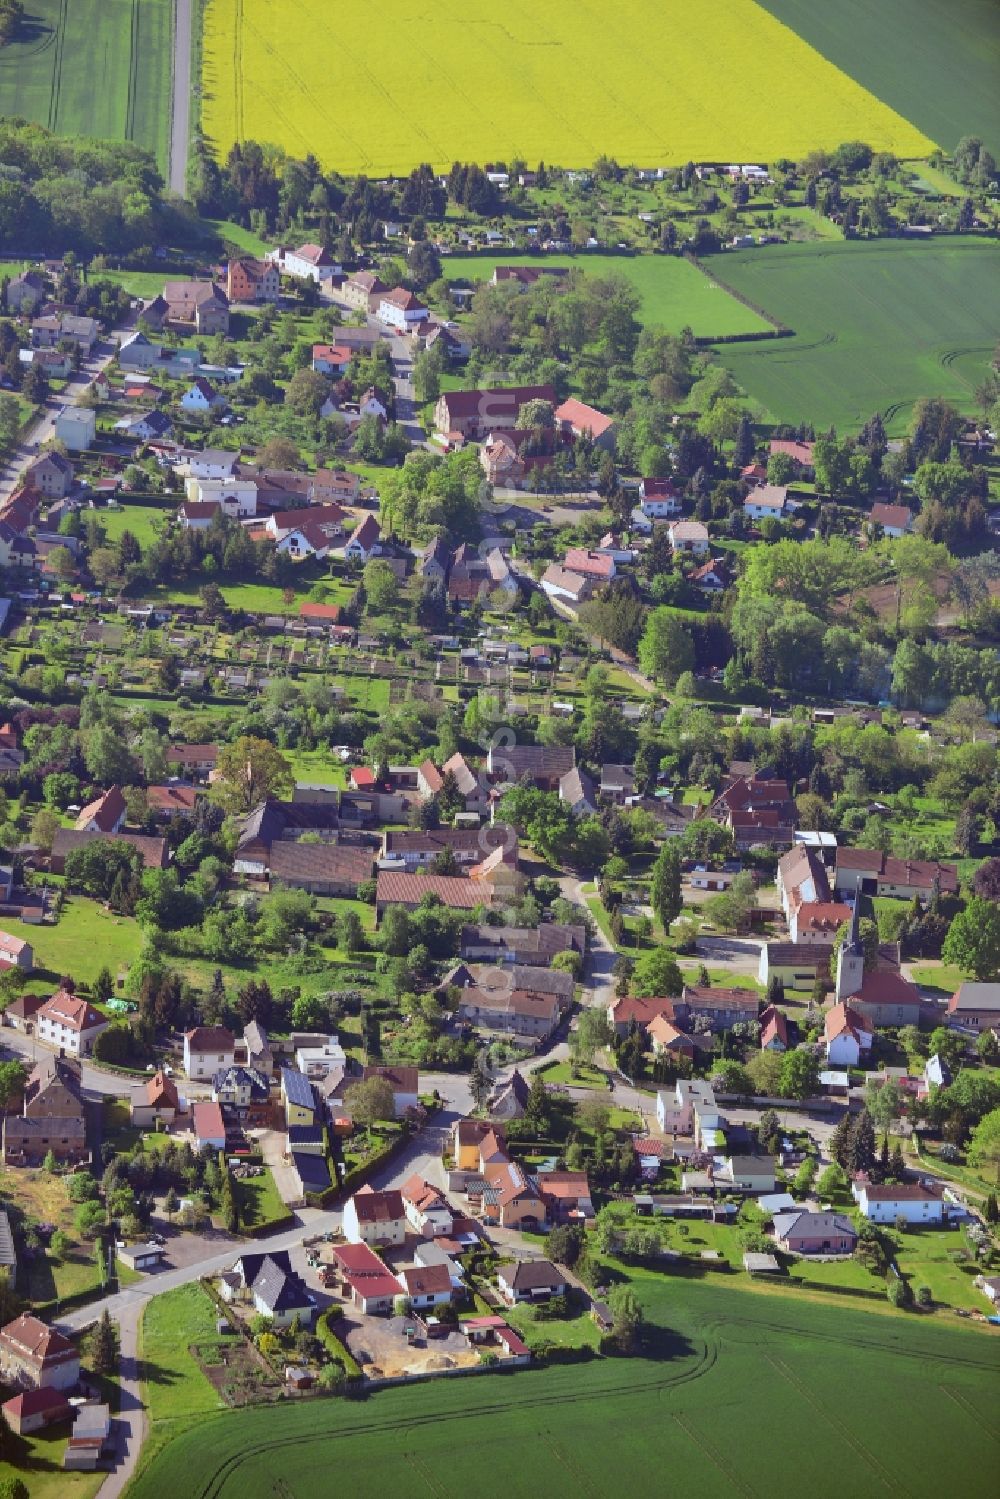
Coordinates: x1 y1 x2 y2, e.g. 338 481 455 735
168 0 193 197
0 1030 214 1101
0 335 125 504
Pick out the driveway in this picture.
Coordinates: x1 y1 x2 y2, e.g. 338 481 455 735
255 1129 303 1205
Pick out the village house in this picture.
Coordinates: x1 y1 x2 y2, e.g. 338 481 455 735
0 1316 80 1392
459 922 584 965
180 376 228 414
869 502 914 538
331 1242 401 1314
772 1210 857 1255
637 476 683 518
268 243 339 283
744 484 794 523
0 930 33 971
834 849 958 902
377 287 429 331
145 281 230 335
380 824 517 872
760 1006 789 1052
559 765 598 817
497 1259 567 1306
758 941 834 991
434 384 556 441
54 406 96 452
32 313 98 354
946 982 1000 1032
553 397 616 450
343 514 382 562
225 257 280 303
666 519 709 555
457 986 562 1039
341 270 389 311
130 1069 179 1128
852 1181 946 1225
311 343 353 377
823 1002 872 1067
363 1064 419 1118
608 995 678 1039
281 1067 317 1127
6 271 48 315
400 1174 454 1238
396 1262 454 1310
343 1186 407 1247
563 547 616 582
3 1054 87 1167
675 985 759 1032
183 1026 236 1080
25 451 74 499
192 1101 226 1151
539 563 590 605
35 990 107 1057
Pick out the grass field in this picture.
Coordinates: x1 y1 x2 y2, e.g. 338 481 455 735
758 0 1000 156
440 252 773 336
1 895 145 987
709 237 1000 432
0 0 174 172
201 0 934 176
138 1283 224 1471
129 1274 999 1499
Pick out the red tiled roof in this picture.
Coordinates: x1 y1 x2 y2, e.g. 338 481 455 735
38 990 104 1034
554 397 614 439
376 871 489 909
349 1187 404 1223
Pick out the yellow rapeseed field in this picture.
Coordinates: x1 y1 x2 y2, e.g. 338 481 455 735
202 0 935 175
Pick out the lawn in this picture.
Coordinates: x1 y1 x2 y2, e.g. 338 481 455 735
233 1167 291 1229
758 0 1000 156
138 1283 224 1470
911 963 967 996
535 1060 607 1088
128 1274 1000 1499
1 895 145 987
97 501 171 549
709 236 1000 432
0 0 174 172
201 0 932 178
505 1304 602 1352
892 1227 986 1312
441 253 774 337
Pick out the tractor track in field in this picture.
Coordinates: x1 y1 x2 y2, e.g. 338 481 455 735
182 1342 721 1499
46 0 68 132
125 0 140 143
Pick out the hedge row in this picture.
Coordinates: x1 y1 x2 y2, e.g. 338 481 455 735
316 1307 362 1379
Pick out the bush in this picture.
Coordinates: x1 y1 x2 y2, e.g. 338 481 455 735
887 1276 912 1309
915 1285 932 1307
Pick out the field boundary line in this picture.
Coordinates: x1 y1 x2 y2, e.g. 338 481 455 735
685 251 790 337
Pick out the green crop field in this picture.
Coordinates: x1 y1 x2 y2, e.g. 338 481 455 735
708 236 1000 433
0 0 174 172
441 253 773 337
758 0 1000 157
128 1276 999 1499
